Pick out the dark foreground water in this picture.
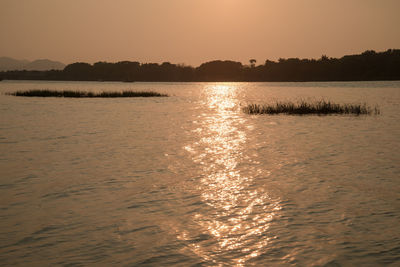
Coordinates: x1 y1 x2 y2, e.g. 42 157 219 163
0 81 399 266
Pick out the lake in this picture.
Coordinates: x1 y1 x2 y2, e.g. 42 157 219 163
0 80 399 266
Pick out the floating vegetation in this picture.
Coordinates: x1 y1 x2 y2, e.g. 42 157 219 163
243 100 380 115
7 89 168 98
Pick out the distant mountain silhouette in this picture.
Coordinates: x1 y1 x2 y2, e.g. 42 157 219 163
0 57 29 71
0 57 65 71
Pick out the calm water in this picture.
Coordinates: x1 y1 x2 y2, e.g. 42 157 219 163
0 81 399 266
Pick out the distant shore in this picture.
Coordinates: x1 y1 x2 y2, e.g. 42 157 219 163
1 49 399 82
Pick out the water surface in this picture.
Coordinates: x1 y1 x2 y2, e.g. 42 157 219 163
0 81 399 266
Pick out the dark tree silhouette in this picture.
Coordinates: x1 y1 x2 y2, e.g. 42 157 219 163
249 59 257 68
1 49 399 82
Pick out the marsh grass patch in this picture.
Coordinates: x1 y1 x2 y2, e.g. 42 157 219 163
7 89 168 98
243 100 380 115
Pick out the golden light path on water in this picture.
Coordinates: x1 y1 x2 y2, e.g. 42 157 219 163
181 84 282 266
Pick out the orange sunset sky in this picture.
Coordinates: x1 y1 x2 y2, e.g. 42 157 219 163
1 0 399 66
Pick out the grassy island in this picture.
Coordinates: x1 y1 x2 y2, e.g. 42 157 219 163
7 89 168 98
243 100 380 115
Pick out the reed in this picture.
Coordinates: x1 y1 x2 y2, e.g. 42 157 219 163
243 100 380 115
8 89 168 98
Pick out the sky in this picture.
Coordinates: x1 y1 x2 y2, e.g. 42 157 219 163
1 0 399 66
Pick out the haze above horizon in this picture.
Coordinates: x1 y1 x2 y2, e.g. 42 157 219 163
1 0 399 67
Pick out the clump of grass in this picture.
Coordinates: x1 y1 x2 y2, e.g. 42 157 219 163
243 100 380 115
7 89 168 98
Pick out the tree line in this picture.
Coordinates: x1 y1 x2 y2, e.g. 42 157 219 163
1 49 399 82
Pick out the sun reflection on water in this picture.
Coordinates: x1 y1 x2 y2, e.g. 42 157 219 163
181 83 281 265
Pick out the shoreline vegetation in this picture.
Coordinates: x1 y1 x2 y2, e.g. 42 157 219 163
243 100 380 115
7 90 168 98
0 49 399 82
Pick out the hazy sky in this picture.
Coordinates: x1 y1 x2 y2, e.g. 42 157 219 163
1 0 399 66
